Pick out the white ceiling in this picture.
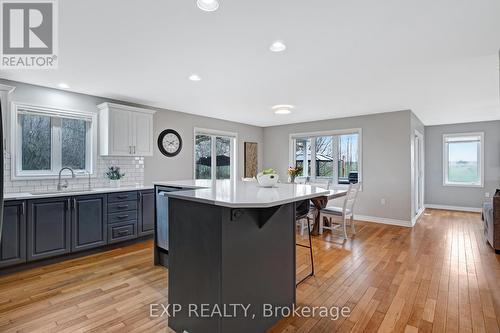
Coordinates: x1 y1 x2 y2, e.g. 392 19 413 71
1 0 499 127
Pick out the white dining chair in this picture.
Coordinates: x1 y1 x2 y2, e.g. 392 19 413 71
296 179 330 235
319 182 361 240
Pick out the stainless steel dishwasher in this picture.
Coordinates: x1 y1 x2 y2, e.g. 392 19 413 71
155 186 192 267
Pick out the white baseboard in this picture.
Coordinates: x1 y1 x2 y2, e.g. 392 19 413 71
424 204 482 213
354 214 411 227
411 208 425 226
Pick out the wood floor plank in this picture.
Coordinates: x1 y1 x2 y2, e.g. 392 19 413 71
0 209 498 333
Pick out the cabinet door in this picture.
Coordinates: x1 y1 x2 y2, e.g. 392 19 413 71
27 198 71 261
72 194 107 252
0 201 26 268
138 190 155 236
132 112 154 156
109 109 132 155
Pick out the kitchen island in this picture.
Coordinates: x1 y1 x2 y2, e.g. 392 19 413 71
153 180 339 333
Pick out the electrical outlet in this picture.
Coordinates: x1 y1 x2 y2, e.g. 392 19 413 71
380 198 386 205
485 192 490 198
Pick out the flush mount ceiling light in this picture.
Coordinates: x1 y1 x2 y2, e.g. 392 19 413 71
272 104 294 115
189 74 202 81
270 40 286 52
58 83 69 89
197 0 219 12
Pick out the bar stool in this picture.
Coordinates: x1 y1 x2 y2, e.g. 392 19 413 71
296 199 315 285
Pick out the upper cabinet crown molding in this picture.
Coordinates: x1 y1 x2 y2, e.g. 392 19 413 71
98 102 156 157
0 84 16 93
97 102 156 115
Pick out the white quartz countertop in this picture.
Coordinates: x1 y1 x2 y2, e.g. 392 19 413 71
152 179 214 189
153 180 340 208
4 185 154 201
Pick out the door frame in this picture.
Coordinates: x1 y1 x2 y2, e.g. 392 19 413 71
412 130 425 223
193 127 238 181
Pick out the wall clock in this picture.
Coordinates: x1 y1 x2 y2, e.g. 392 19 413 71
158 129 182 157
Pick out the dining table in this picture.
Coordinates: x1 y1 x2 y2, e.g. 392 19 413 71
309 188 348 235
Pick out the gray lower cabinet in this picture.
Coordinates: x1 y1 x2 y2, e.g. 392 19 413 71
108 220 137 243
138 190 154 236
1 189 153 268
0 201 26 268
27 198 71 261
72 194 108 252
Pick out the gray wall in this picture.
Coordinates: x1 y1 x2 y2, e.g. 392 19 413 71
263 110 413 222
0 79 264 185
425 120 500 208
145 110 263 184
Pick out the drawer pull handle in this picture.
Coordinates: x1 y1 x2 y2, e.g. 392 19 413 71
117 215 129 219
117 205 129 209
117 195 128 199
116 230 130 236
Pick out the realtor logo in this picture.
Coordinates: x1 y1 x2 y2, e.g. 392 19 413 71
1 0 58 68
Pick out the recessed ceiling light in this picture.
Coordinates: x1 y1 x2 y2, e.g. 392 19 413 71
272 104 294 115
197 0 219 12
270 40 286 52
58 83 69 89
189 74 202 81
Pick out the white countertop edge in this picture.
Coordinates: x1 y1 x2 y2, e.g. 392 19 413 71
152 180 210 189
165 189 331 208
5 185 154 201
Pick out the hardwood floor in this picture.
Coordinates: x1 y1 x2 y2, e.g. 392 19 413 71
0 209 499 332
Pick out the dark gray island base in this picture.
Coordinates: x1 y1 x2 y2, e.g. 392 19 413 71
152 180 333 333
168 197 296 333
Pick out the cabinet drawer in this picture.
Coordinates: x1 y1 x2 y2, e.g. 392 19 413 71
108 211 137 224
108 221 137 243
108 201 137 213
108 192 138 203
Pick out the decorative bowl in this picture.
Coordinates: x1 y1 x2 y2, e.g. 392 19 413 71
256 172 279 187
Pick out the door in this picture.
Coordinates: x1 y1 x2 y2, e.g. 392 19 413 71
138 190 154 236
414 131 424 216
0 201 26 268
72 194 107 252
132 112 153 156
27 198 71 261
109 109 132 155
194 131 236 181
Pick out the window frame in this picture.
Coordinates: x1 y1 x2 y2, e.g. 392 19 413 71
442 132 484 188
193 127 238 181
289 128 362 188
10 102 98 180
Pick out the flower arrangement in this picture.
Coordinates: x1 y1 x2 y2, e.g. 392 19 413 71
287 166 302 183
105 166 125 180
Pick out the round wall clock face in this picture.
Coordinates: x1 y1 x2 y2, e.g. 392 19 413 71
158 129 182 157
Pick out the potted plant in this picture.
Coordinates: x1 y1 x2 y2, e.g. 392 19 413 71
287 166 302 183
106 166 125 188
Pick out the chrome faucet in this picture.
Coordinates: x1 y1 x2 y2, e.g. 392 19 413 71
57 167 76 191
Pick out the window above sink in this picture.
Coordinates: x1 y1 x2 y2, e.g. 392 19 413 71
10 102 98 180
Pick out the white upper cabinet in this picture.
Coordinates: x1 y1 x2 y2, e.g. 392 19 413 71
98 103 156 156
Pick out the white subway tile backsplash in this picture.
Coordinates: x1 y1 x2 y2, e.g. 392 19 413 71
3 152 145 193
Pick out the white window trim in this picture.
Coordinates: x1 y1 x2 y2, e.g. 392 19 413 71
288 128 362 188
10 102 98 180
442 132 484 188
193 127 238 181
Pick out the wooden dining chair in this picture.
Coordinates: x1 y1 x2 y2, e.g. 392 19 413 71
319 182 361 240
